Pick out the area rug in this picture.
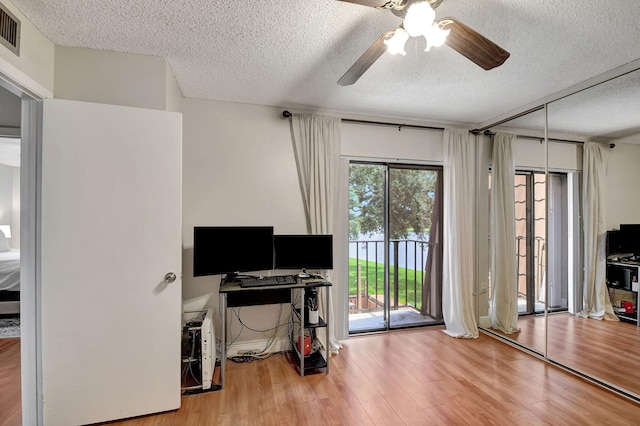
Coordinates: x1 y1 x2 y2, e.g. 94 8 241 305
0 317 20 338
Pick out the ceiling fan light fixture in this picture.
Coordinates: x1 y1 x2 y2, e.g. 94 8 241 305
402 1 435 37
424 22 450 51
335 1 511 86
384 28 409 55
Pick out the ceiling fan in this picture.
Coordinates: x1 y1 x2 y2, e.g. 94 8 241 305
337 0 510 86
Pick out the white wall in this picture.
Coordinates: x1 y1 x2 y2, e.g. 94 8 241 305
181 99 307 348
11 166 18 247
513 138 582 171
0 164 18 248
605 141 640 229
54 47 170 110
342 122 444 162
0 164 13 223
165 61 183 113
0 85 20 127
181 101 448 347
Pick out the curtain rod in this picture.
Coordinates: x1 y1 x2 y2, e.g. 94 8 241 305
282 110 612 148
282 110 444 132
480 129 615 149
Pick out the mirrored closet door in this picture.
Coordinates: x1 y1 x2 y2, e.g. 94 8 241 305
478 63 640 401
545 68 640 399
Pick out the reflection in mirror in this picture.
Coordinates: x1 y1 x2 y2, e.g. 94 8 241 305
477 107 548 356
546 69 640 400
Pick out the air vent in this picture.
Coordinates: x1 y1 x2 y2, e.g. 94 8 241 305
0 2 20 56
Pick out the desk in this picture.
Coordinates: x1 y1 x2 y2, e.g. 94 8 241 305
219 278 332 388
606 261 639 325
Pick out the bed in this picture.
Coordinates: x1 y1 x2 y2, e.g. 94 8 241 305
0 248 20 314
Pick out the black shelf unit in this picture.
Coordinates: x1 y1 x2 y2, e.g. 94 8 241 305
218 279 332 388
289 285 330 376
293 307 327 329
289 348 327 372
606 261 639 326
616 311 638 324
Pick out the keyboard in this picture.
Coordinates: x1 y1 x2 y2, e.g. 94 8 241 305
238 275 297 288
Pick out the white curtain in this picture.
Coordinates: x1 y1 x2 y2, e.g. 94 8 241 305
489 132 520 333
579 142 618 321
442 128 478 338
290 113 343 352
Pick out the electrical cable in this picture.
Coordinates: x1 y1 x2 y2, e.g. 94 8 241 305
181 329 201 387
228 303 290 361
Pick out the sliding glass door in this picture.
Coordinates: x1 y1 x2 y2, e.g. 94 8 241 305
348 162 443 333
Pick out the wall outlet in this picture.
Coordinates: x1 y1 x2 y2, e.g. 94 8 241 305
228 337 290 357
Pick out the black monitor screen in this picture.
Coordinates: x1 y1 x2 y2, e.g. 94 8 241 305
606 230 627 256
274 234 333 270
620 224 640 255
193 226 274 277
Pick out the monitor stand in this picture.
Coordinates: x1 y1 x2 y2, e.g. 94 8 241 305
296 269 323 280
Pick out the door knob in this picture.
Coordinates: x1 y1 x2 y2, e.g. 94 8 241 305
164 272 177 283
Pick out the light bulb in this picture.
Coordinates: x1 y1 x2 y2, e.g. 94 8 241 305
384 28 409 56
424 22 450 52
402 1 435 37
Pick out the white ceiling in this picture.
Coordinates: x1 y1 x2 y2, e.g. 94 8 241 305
9 0 640 130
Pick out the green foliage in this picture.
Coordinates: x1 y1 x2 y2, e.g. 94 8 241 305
349 165 384 239
349 164 438 240
389 168 436 240
348 187 361 239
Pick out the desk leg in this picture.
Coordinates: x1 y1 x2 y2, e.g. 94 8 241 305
300 289 305 377
220 293 227 389
325 286 330 374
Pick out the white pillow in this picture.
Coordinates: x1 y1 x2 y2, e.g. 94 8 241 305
0 230 10 252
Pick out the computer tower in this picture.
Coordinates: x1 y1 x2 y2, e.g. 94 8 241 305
182 308 216 391
200 309 214 390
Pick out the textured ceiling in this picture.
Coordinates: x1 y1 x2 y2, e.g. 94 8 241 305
9 0 640 132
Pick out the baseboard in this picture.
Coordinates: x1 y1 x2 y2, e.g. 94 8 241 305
226 337 290 357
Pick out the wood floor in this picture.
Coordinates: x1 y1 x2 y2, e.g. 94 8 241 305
3 326 640 425
490 313 640 397
0 338 21 426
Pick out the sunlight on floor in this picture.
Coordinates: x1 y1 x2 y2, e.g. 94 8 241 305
349 307 437 333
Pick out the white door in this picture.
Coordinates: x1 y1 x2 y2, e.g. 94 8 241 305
40 99 182 425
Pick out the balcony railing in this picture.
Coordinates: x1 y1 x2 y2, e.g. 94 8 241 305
348 239 429 314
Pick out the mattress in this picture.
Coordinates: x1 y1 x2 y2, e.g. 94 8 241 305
0 249 20 292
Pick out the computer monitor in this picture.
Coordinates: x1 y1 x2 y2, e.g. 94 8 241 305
273 234 333 272
193 226 274 277
606 230 627 256
620 224 640 256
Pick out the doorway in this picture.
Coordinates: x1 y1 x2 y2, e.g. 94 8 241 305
348 162 443 333
0 84 21 320
0 78 29 425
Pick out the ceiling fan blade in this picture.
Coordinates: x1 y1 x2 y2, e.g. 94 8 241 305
336 0 392 8
442 17 510 70
338 31 393 86
337 0 444 10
